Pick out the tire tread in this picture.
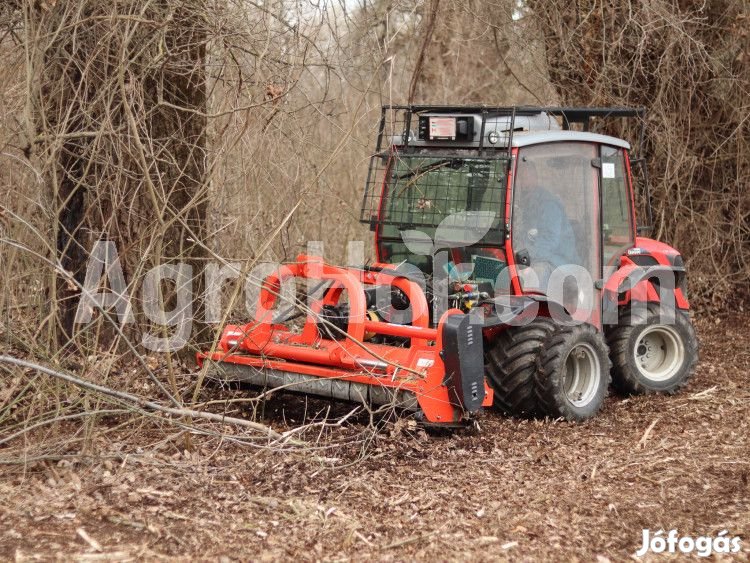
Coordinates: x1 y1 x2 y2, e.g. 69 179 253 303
485 318 556 417
606 303 698 395
534 323 612 421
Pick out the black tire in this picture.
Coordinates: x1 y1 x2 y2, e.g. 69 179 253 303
606 303 698 394
484 318 556 417
535 324 612 421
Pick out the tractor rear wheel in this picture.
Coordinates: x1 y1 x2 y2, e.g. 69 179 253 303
484 318 556 417
607 303 698 394
534 324 611 421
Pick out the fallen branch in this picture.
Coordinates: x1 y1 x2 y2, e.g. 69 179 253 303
0 354 287 442
0 408 129 447
637 418 659 449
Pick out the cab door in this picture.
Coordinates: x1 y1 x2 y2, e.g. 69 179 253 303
512 142 601 326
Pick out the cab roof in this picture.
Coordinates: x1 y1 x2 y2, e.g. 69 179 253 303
511 130 630 150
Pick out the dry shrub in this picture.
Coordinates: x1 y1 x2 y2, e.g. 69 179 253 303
0 1 382 460
410 0 558 105
1 1 455 461
527 0 750 310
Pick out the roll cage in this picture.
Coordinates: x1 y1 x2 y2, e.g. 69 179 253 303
360 105 650 234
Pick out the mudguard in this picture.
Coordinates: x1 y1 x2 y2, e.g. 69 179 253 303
605 237 689 310
479 294 575 328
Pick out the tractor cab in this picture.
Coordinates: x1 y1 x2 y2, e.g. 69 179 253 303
361 106 644 326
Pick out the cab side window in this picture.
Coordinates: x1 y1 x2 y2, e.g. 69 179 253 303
601 146 634 266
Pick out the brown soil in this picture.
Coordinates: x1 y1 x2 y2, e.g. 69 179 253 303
1 314 749 562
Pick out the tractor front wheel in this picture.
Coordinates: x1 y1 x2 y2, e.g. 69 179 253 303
484 318 556 418
607 303 698 394
534 324 611 421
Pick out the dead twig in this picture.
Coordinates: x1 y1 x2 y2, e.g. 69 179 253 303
0 354 293 443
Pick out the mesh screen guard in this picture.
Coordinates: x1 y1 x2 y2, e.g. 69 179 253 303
362 152 507 230
360 107 512 230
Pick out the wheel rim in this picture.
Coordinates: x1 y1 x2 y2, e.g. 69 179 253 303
563 343 601 407
633 325 685 382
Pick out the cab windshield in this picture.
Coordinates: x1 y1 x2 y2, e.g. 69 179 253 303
377 153 507 280
381 154 505 228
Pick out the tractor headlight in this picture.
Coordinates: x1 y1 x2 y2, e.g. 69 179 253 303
487 131 500 144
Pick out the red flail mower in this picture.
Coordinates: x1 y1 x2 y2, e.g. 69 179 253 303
198 106 698 426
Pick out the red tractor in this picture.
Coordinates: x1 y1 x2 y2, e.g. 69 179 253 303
199 106 698 425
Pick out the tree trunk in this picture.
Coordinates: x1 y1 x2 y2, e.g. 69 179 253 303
31 0 209 352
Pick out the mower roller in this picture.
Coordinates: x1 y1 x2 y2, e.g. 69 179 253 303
199 105 698 426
